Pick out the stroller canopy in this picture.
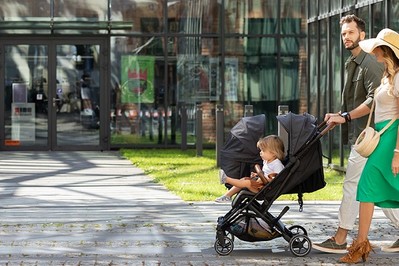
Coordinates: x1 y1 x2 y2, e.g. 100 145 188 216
220 114 265 178
230 114 266 156
277 112 318 156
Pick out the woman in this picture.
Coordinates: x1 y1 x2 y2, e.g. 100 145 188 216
339 28 399 263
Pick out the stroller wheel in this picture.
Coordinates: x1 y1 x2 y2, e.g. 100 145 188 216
289 234 312 257
214 236 234 256
215 231 235 242
288 225 308 236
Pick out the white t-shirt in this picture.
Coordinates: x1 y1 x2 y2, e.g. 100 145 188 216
262 158 284 176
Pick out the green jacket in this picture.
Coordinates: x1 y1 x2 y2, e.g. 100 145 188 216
341 50 384 145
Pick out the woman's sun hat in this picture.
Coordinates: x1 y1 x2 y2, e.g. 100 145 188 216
359 28 399 59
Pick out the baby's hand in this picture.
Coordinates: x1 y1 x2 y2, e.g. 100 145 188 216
268 173 277 179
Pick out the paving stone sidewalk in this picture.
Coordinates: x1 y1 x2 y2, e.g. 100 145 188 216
0 151 398 265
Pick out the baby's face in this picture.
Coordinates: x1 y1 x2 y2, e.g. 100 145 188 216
259 149 275 162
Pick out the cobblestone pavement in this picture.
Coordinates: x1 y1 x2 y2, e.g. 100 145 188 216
0 151 398 265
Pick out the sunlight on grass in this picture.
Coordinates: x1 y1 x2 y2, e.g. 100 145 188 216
121 149 344 202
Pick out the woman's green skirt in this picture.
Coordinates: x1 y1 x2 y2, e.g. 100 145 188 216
357 119 399 208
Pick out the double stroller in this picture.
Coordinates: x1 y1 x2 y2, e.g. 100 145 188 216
215 113 330 256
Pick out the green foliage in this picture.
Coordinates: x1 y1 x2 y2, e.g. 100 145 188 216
121 149 344 201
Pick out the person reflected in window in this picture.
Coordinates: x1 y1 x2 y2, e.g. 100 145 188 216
80 73 93 115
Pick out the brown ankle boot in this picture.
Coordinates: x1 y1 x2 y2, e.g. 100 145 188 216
339 239 373 264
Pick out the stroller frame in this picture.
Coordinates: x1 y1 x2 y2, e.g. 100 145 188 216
214 115 331 257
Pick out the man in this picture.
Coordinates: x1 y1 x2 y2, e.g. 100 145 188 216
312 14 399 254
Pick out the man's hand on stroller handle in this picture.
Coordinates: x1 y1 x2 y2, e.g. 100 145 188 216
324 112 344 130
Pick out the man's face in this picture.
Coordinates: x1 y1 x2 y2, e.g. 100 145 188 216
341 21 364 50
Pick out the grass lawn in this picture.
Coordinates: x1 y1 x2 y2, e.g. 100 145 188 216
121 149 344 202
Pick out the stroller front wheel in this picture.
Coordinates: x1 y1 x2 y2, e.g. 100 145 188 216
289 234 312 257
214 236 234 256
215 231 235 243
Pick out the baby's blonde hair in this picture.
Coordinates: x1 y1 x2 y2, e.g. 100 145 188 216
257 135 285 161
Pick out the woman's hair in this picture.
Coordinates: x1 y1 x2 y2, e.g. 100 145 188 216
257 135 285 161
380 45 399 95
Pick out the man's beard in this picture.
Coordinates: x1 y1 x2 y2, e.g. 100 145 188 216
346 38 360 51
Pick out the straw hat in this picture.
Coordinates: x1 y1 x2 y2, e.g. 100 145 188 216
359 28 399 59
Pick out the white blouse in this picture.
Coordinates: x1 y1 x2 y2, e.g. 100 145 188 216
374 74 399 123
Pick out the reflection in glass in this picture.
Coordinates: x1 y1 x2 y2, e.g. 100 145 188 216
111 0 163 33
56 44 100 146
4 45 49 146
0 0 50 18
308 23 318 118
168 0 220 34
281 0 306 34
54 0 107 19
110 36 167 145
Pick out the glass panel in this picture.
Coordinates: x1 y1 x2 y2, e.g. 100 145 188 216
320 20 327 119
225 0 278 34
54 0 108 20
357 7 369 36
372 2 384 37
343 0 356 7
0 0 50 19
319 0 329 14
308 22 318 118
56 44 100 146
330 0 341 11
331 15 342 118
53 0 108 33
110 36 167 145
391 0 399 31
168 0 220 34
331 15 343 164
4 44 49 147
111 0 163 33
280 38 306 115
0 0 51 34
225 36 278 133
309 0 318 18
110 35 220 146
281 0 306 34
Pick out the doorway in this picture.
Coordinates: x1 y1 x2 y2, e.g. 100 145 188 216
0 37 108 151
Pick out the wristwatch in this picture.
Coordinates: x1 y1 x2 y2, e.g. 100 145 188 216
340 112 352 123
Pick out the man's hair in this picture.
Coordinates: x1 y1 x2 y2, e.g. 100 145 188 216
340 14 366 32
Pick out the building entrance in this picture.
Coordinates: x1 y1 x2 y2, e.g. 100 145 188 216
0 37 108 151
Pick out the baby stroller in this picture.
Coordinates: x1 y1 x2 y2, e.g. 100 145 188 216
214 113 331 257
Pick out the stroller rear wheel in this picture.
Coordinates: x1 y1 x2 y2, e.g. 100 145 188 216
214 236 234 256
289 234 312 257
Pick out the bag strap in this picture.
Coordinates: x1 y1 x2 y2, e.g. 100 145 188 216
365 100 374 128
379 117 396 135
367 100 396 135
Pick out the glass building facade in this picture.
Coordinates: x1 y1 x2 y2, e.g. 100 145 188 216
0 0 307 151
6 0 394 166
